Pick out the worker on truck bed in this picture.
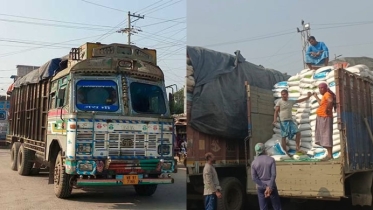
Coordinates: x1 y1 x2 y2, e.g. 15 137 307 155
306 36 329 70
273 90 312 155
313 83 336 161
203 152 222 210
251 143 282 210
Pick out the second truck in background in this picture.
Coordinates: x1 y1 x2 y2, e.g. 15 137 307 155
186 46 373 210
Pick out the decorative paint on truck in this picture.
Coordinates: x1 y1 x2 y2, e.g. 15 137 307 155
7 43 176 198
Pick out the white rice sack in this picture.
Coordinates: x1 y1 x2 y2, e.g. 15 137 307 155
309 114 317 122
272 155 292 161
299 70 314 78
287 80 300 86
301 130 312 137
273 127 281 134
313 66 334 81
333 129 339 135
332 133 340 141
360 71 373 81
326 69 335 80
311 102 320 109
300 77 314 84
186 76 195 87
333 139 340 146
296 112 310 119
187 66 194 76
293 154 310 160
310 108 317 115
313 149 328 159
310 120 316 127
296 118 310 124
273 92 282 97
287 140 296 146
298 103 311 108
301 142 313 149
346 65 370 74
289 92 300 98
274 81 289 89
272 88 287 93
326 76 335 84
297 107 311 113
266 142 288 156
288 143 297 149
301 137 312 142
288 74 300 82
333 152 341 159
299 83 315 89
272 134 282 138
274 122 281 129
288 86 300 92
333 145 341 153
298 124 311 131
299 68 311 75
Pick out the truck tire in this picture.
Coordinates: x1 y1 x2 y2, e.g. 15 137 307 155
17 144 35 176
217 177 244 210
54 152 72 198
134 184 158 196
10 142 21 171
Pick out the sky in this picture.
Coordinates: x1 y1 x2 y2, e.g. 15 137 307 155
0 0 186 95
187 0 373 76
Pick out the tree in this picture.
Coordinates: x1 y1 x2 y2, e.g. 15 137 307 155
172 87 184 114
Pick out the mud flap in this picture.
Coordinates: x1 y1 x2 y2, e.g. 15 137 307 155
48 157 55 184
350 172 373 206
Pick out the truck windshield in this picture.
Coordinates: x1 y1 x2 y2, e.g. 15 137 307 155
130 82 166 114
76 80 119 112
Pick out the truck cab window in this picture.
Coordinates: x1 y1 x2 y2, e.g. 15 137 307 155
130 82 166 114
75 80 119 112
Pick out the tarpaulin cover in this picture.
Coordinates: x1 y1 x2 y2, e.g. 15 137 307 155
187 46 290 139
14 56 68 88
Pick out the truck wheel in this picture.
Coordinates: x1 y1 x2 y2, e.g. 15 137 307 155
17 144 35 176
134 184 158 196
217 177 244 210
54 152 72 198
10 142 21 171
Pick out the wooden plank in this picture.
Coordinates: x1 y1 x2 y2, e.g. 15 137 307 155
276 163 344 197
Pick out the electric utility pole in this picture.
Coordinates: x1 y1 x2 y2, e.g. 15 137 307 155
297 20 311 69
117 11 144 45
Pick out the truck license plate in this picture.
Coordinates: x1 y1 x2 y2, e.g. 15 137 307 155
123 175 139 185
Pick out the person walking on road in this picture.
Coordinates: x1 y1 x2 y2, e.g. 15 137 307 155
313 82 336 160
273 89 312 155
251 143 282 210
203 152 222 210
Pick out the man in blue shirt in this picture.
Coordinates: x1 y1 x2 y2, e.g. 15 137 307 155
251 143 282 210
306 36 329 70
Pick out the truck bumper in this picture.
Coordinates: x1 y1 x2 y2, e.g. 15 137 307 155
76 177 174 187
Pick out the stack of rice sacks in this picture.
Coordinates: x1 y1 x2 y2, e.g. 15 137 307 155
265 64 373 161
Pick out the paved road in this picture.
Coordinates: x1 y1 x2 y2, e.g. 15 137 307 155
0 148 186 210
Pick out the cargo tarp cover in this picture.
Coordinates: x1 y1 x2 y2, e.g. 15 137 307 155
187 46 290 139
14 57 66 88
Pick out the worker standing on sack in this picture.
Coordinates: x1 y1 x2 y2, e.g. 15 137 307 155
273 90 313 155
